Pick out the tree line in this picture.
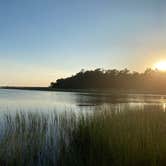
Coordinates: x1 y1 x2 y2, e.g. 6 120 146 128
50 68 166 90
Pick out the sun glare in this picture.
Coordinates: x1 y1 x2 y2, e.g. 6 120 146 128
154 61 166 71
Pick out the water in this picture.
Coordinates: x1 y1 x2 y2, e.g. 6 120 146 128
0 89 166 113
0 88 166 165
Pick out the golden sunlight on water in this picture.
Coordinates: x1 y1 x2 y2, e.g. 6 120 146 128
163 103 166 112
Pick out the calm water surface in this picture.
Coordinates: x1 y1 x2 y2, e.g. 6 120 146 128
0 89 166 113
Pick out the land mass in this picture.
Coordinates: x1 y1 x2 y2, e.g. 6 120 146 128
51 68 166 91
3 68 166 94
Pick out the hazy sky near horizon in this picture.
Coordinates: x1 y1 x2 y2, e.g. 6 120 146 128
0 0 166 86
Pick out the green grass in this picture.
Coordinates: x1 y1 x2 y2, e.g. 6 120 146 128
1 108 166 165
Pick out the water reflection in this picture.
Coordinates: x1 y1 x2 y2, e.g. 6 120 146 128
0 89 166 113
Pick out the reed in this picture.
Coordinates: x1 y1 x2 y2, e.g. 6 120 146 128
0 108 166 165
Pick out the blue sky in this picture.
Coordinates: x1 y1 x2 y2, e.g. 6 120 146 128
0 0 165 86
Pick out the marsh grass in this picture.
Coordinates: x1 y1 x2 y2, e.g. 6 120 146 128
0 108 166 165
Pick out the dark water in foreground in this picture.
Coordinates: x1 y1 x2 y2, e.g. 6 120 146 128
0 89 166 113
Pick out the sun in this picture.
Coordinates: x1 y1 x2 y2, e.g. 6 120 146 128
154 61 166 71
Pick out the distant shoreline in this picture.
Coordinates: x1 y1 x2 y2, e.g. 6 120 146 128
1 86 103 93
1 86 77 92
2 86 166 95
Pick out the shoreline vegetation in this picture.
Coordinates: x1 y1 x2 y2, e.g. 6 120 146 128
3 68 166 94
51 68 166 91
1 108 166 165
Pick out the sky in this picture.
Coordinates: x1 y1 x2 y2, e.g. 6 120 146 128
0 0 166 86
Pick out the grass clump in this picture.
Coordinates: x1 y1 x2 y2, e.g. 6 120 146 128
1 109 166 165
59 110 166 166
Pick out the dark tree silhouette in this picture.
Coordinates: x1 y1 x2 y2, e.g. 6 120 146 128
50 68 166 90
